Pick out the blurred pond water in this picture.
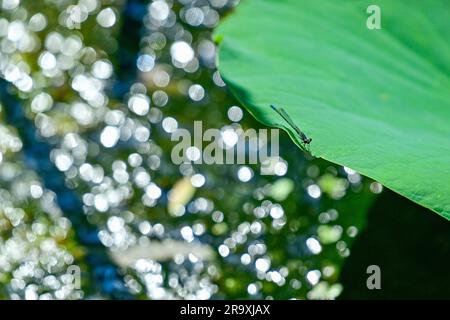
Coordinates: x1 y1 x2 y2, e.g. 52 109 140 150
0 0 381 299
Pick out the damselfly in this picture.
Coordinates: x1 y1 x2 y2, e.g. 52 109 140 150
270 105 312 145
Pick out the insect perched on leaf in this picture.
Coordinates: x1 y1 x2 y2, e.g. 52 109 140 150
270 104 312 149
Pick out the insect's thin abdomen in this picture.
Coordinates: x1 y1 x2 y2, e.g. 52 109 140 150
270 105 311 145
